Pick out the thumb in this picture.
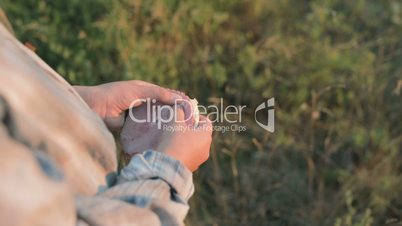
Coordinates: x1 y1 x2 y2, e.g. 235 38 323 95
174 107 186 124
104 114 125 131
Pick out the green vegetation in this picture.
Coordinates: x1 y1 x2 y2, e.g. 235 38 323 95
1 0 401 225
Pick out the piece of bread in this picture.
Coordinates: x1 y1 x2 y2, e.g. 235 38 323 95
190 98 200 127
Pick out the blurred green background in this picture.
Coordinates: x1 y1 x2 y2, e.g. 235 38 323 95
1 0 401 225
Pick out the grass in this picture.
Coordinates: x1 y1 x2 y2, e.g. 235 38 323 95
1 0 402 225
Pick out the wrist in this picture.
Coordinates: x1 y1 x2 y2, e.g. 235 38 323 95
73 85 106 118
164 150 194 172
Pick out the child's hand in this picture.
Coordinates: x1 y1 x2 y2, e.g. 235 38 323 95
74 80 189 131
157 108 213 171
121 106 213 172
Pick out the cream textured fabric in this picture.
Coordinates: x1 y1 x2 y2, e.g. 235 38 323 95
0 23 193 226
0 23 117 195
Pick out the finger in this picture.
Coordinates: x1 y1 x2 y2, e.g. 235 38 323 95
104 114 125 132
120 83 183 110
174 107 186 123
176 99 194 125
137 85 183 104
120 81 195 125
132 81 190 108
167 88 189 100
136 84 194 125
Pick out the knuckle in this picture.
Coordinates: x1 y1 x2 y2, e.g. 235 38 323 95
156 86 169 99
